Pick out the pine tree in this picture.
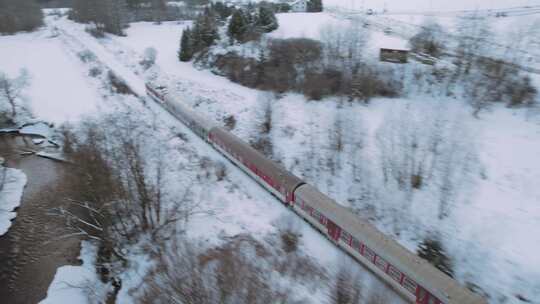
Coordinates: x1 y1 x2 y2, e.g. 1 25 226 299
199 11 218 47
227 9 248 43
179 27 193 62
256 6 278 33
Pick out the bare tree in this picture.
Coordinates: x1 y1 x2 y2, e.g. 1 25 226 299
454 15 492 76
328 264 362 304
151 0 167 24
376 102 476 223
252 92 274 157
409 20 446 58
0 69 30 121
138 235 291 304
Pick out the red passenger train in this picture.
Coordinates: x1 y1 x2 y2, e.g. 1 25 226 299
146 83 487 304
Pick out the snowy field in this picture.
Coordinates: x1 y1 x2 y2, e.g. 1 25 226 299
0 27 100 124
0 167 27 236
64 11 540 304
324 0 540 12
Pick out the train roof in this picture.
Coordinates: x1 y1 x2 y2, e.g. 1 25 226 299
295 184 486 304
209 127 305 193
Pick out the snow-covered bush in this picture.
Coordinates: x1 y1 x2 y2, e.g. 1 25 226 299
140 47 158 70
409 21 446 58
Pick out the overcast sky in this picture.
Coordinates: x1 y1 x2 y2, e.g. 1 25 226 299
325 0 540 11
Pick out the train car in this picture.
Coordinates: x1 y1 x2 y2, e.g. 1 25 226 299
208 127 304 203
146 83 215 139
293 184 486 304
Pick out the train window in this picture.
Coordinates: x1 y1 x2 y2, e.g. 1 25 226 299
340 230 352 244
351 238 361 250
363 247 376 261
402 277 418 294
318 214 326 225
387 265 402 282
374 256 388 272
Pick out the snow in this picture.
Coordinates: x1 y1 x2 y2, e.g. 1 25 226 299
33 8 540 303
324 0 540 12
0 167 27 236
39 241 106 304
99 18 540 304
0 27 100 124
19 121 53 138
269 12 349 40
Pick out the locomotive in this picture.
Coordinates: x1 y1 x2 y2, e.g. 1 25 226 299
146 83 487 304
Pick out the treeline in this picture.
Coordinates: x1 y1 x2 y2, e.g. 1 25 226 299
307 0 323 12
213 38 400 101
69 0 127 36
179 3 278 61
0 0 43 34
69 0 197 36
206 16 536 108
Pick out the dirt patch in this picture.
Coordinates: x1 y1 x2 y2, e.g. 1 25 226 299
0 134 81 304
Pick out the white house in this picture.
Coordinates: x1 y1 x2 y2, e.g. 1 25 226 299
290 0 308 12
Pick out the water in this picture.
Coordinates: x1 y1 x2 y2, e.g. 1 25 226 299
0 134 81 304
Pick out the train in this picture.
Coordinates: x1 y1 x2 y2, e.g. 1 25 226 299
145 83 487 304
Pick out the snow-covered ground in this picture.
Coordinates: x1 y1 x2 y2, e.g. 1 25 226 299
39 241 106 304
0 166 27 236
67 12 540 304
0 26 101 124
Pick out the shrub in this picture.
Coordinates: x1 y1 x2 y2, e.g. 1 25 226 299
409 21 445 58
417 237 454 278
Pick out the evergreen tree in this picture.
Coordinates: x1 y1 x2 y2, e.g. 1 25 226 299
256 6 278 33
212 1 233 20
307 0 323 12
198 9 218 47
185 9 218 56
179 27 194 61
227 9 248 43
